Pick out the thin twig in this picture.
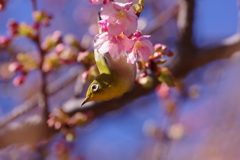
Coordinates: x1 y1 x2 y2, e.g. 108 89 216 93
31 0 49 118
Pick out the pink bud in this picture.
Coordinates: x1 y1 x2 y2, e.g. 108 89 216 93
154 44 168 52
81 71 89 82
32 22 40 30
98 19 108 32
54 121 62 130
7 19 19 35
0 0 5 11
153 52 162 59
140 72 147 77
47 119 54 127
145 62 151 68
164 50 174 57
8 62 23 72
0 36 11 47
47 14 53 20
155 83 169 99
42 21 50 27
13 74 26 86
133 31 142 38
55 43 65 54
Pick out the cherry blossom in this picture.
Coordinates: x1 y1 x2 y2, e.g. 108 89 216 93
94 32 134 59
100 2 137 36
89 0 109 5
127 35 154 64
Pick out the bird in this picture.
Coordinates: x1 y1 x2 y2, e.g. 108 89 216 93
81 50 136 106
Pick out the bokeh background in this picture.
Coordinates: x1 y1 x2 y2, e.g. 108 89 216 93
0 0 239 160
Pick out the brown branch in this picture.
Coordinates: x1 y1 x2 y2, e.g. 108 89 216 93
167 33 240 79
31 0 50 119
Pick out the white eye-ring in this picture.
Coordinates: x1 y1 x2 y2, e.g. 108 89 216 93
91 84 99 92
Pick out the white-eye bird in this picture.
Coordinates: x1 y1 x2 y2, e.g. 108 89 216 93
81 50 136 105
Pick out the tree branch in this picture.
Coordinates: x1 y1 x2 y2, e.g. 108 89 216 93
31 0 50 119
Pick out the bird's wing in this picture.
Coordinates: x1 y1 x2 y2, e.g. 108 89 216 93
94 49 111 74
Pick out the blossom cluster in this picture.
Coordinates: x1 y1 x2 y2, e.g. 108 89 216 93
89 0 154 64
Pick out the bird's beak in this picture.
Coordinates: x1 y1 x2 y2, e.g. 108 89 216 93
81 96 90 106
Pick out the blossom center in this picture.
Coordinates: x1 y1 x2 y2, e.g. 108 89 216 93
135 41 143 49
116 10 127 20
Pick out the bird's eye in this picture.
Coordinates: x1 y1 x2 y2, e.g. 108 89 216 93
91 84 99 92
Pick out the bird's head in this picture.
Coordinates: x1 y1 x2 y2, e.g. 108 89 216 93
81 73 115 106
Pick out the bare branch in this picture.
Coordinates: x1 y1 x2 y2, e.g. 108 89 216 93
0 114 55 149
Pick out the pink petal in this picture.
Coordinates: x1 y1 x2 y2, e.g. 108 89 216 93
101 2 117 20
141 40 154 53
137 35 151 41
98 41 110 54
122 35 134 52
108 23 123 36
124 16 137 36
127 50 137 64
109 43 121 59
89 0 104 5
113 2 132 10
137 45 151 62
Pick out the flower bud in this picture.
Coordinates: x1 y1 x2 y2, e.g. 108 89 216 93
164 50 174 57
43 54 61 72
77 51 95 65
0 36 11 47
145 61 151 68
32 22 40 30
42 31 62 51
0 0 6 11
68 112 88 126
154 44 167 52
155 59 167 65
8 62 23 72
55 43 65 54
153 52 162 59
58 47 77 64
18 23 36 39
133 3 144 16
42 21 50 27
98 20 108 32
82 71 90 83
33 11 47 22
132 30 142 38
155 83 169 99
138 76 154 89
81 65 99 83
32 11 52 27
64 34 81 49
7 19 19 35
13 74 26 86
140 72 147 77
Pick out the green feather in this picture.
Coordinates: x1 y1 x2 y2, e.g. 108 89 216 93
94 49 111 74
